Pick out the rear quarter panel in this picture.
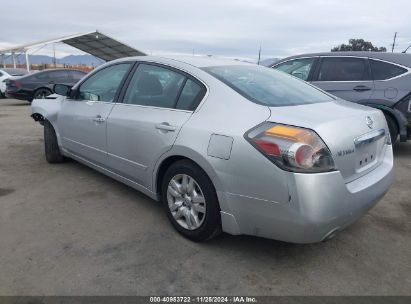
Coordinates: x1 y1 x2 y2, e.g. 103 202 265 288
369 73 411 106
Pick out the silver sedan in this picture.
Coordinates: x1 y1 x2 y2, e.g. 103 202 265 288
31 56 393 243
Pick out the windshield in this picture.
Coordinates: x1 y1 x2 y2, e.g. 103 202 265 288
203 65 334 107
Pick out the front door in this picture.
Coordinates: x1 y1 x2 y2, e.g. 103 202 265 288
58 63 132 165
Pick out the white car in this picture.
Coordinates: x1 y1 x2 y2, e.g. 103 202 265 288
0 68 28 98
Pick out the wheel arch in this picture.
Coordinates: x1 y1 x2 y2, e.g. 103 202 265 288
34 86 53 94
152 147 241 235
31 98 64 145
152 146 225 208
364 103 408 141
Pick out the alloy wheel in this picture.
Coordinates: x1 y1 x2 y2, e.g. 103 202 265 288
35 89 50 99
167 174 206 230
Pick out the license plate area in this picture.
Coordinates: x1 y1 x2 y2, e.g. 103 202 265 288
354 129 386 172
355 142 378 171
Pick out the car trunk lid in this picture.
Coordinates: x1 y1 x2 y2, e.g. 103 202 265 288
267 100 389 183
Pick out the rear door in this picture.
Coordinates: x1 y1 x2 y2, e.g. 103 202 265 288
106 62 206 188
311 56 374 104
58 63 132 165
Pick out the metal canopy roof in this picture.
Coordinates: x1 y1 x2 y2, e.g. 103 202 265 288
62 31 146 61
0 30 146 62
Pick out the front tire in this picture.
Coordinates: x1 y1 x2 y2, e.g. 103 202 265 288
161 160 221 241
34 88 52 100
384 114 398 143
44 120 64 163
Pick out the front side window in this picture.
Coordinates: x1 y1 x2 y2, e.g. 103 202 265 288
78 63 131 102
370 59 408 80
123 64 185 109
318 57 371 81
203 65 333 107
273 58 315 81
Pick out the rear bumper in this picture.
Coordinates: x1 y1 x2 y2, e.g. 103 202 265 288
5 90 32 101
219 145 394 243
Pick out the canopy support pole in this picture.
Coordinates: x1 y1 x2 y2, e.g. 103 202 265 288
25 51 30 72
12 52 16 68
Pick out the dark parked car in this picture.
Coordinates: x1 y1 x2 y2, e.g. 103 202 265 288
6 69 87 102
271 52 411 142
0 68 29 98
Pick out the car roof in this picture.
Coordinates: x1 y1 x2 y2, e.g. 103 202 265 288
115 55 253 68
36 68 86 73
276 52 411 68
0 68 29 76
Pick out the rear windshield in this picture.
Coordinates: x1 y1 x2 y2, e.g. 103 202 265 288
3 68 28 76
203 65 333 106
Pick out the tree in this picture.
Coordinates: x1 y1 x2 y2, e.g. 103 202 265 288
331 39 387 52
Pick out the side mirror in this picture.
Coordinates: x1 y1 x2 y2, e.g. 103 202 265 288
53 84 71 96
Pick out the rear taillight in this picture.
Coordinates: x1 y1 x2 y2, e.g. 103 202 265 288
245 122 337 173
14 81 22 88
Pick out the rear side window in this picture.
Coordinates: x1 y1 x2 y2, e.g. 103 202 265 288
203 65 333 107
69 70 86 81
49 70 69 80
370 59 408 80
318 57 371 81
273 58 315 81
35 72 51 80
176 79 206 110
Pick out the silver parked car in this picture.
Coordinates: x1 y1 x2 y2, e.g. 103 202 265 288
271 52 411 142
31 56 393 243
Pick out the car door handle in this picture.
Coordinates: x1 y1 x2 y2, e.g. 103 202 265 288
92 115 106 123
155 123 176 132
353 85 372 92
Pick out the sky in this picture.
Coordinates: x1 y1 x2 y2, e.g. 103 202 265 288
0 0 410 61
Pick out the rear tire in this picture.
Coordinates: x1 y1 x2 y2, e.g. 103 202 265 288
161 160 221 242
44 120 64 163
384 114 398 143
